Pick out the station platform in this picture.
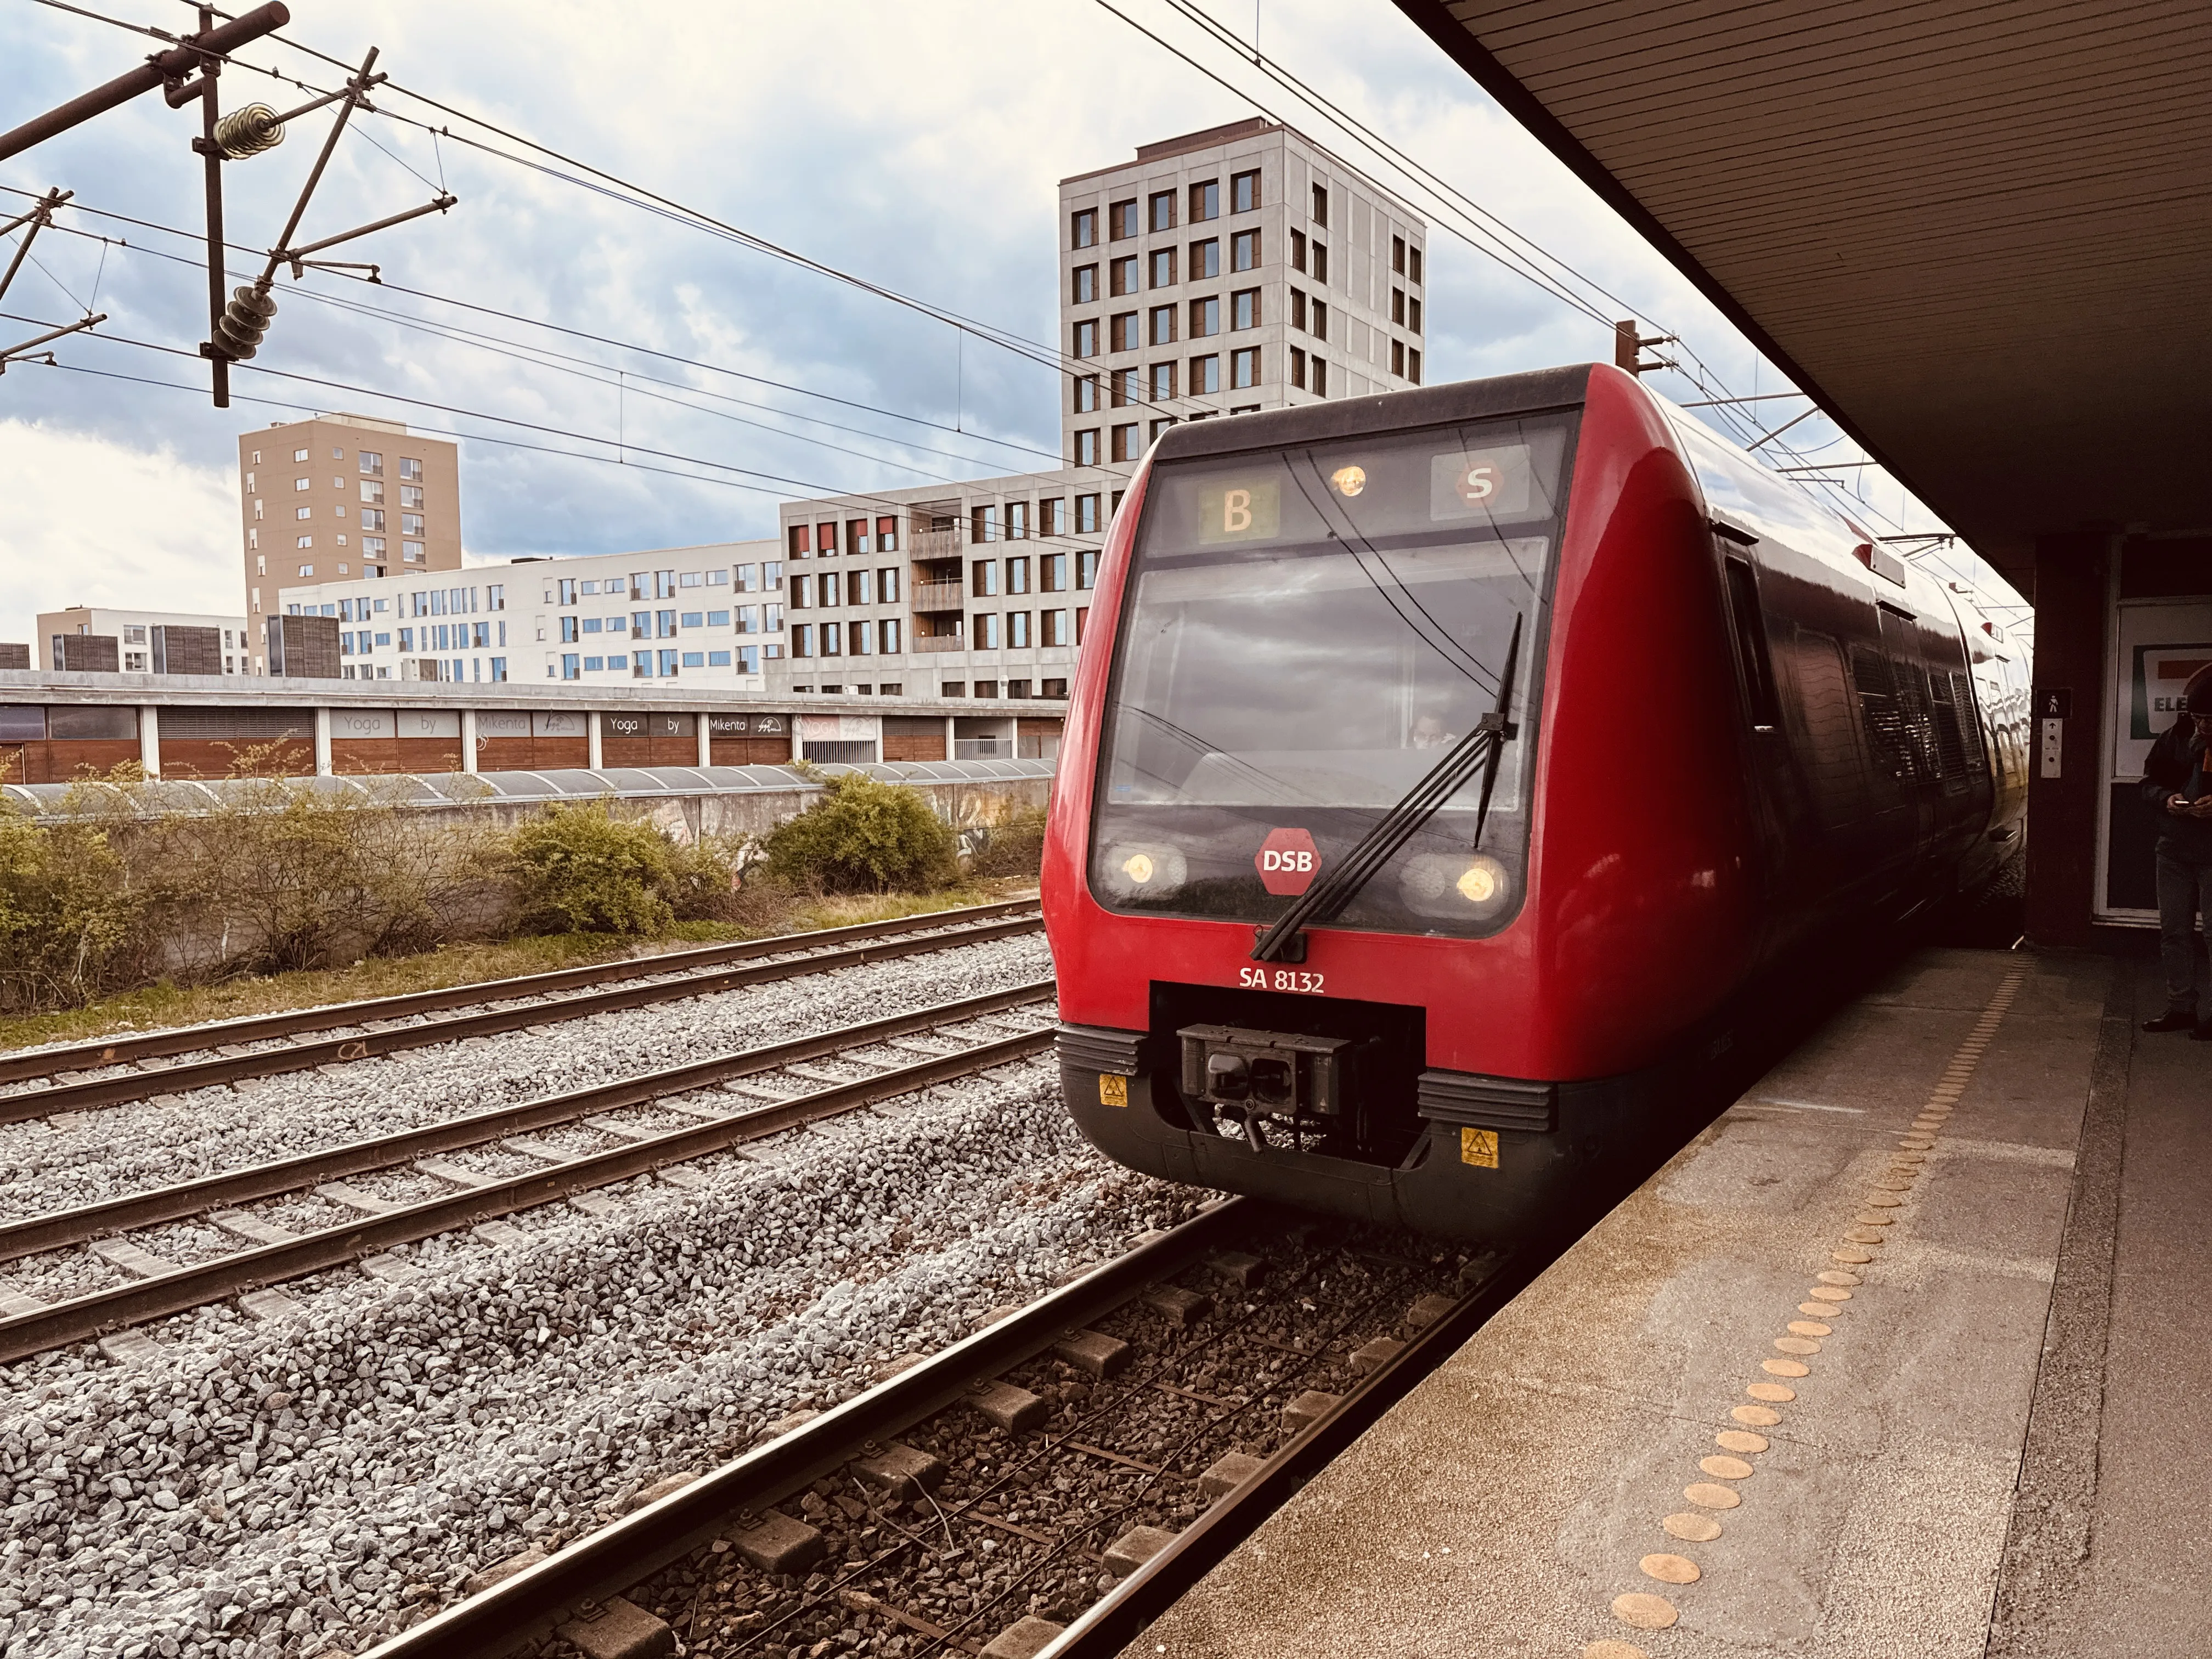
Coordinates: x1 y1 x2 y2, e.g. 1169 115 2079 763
1131 946 2208 1657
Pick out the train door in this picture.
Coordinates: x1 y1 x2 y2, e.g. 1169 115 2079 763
1714 540 1800 928
1874 602 1942 854
1846 629 1919 884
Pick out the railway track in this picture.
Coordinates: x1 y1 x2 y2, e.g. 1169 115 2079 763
355 1200 1550 1659
0 899 1041 1122
0 982 1057 1365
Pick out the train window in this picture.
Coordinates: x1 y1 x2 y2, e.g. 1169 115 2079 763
1850 646 1918 781
1088 415 1575 941
1722 557 1781 730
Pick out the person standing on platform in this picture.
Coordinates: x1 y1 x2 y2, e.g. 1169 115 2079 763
2142 665 2212 1037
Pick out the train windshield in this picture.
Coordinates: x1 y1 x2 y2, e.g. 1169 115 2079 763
1090 414 1575 939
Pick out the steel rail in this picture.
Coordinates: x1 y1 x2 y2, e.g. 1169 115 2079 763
0 898 1038 1085
0 1024 1057 1364
0 980 1056 1264
0 912 1043 1123
1036 1243 1553 1659
356 1200 1256 1659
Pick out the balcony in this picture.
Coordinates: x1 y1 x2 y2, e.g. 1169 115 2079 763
910 579 967 612
909 527 963 558
912 632 966 654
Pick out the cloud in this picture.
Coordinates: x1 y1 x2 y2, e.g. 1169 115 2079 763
0 0 1992 634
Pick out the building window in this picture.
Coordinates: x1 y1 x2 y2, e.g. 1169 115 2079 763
1075 495 1101 535
1078 549 1099 588
1232 347 1261 389
1073 318 1099 358
1392 287 1406 325
1189 179 1218 222
658 648 678 676
972 505 1000 544
1189 237 1218 280
403 541 424 563
1290 229 1306 273
296 535 313 550
1073 263 1097 303
1148 305 1177 347
1313 241 1329 284
1391 338 1406 377
401 514 424 537
1042 609 1069 646
1006 503 1030 541
1042 552 1068 592
1110 254 1137 297
292 448 308 462
972 559 1000 597
1149 189 1176 233
822 622 842 656
362 536 385 558
1231 229 1261 272
1408 348 1422 384
1149 247 1176 289
1312 301 1328 342
1075 428 1101 466
1232 169 1260 213
793 623 814 658
1189 353 1221 394
1231 289 1260 330
1393 234 1407 275
1111 422 1139 462
360 450 383 475
294 476 311 492
1071 207 1097 247
360 479 384 505
974 612 1001 650
361 509 385 531
1149 416 1176 443
1111 367 1140 408
1076 606 1089 644
1410 246 1424 285
1110 311 1138 352
1409 296 1423 336
1288 289 1306 331
1109 198 1137 239
1290 346 1306 389
1007 556 1032 594
399 458 422 480
1312 357 1329 396
296 505 312 521
1311 182 1328 225
561 653 580 679
1009 611 1032 648
1150 360 1176 400
1189 296 1220 338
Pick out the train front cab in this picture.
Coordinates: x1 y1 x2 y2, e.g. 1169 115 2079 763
1044 364 1779 1242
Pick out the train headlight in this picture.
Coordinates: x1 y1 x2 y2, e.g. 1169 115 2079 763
1399 853 1513 919
1101 843 1187 900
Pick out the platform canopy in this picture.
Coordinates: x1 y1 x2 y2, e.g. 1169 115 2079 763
1395 0 2212 592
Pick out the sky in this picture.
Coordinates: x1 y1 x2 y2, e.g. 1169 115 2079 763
0 0 2016 652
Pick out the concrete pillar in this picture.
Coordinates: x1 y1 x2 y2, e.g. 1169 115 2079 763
313 707 333 777
460 707 478 775
137 704 160 778
2024 531 2119 947
945 714 958 763
696 714 712 768
586 712 603 771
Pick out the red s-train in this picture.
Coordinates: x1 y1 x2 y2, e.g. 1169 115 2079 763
1042 363 2030 1240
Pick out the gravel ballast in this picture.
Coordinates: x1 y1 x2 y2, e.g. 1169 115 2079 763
0 930 1052 1226
0 1035 1199 1659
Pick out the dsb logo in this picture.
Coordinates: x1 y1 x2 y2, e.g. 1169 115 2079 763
1255 827 1321 896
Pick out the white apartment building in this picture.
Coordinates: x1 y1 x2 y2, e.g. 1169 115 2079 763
278 540 783 689
35 607 252 676
1059 118 1430 465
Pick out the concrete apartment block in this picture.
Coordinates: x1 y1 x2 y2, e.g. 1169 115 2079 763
1059 117 1430 466
35 607 252 677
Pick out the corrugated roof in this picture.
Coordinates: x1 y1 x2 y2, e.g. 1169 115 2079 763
1400 0 2212 589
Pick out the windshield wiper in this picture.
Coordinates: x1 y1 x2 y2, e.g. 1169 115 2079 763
1250 614 1523 964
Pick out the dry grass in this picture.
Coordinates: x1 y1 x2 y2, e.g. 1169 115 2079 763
0 878 1039 1056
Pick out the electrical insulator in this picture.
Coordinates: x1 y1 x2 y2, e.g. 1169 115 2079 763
213 104 285 159
214 285 277 359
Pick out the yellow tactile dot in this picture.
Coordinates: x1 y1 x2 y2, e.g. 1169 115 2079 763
1808 1285 1853 1300
1900 1136 1936 1149
1871 1178 1912 1192
1733 1404 1783 1426
1663 1511 1723 1542
1832 1248 1875 1265
1865 1194 1906 1209
1774 1336 1821 1355
1800 1301 1841 1317
1700 1454 1755 1480
1641 1553 1701 1585
1789 1320 1833 1337
1819 1270 1862 1286
1683 1482 1742 1509
1893 1152 1928 1164
1716 1430 1769 1453
1612 1592 1680 1630
1854 1211 1895 1226
1747 1381 1796 1401
1583 1643 1650 1659
1763 1357 1811 1378
1845 1227 1886 1244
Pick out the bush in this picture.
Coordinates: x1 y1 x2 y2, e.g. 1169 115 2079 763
761 772 958 894
508 802 684 934
0 802 145 1009
967 804 1047 879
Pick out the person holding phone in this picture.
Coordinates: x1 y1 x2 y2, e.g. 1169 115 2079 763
2142 665 2212 1037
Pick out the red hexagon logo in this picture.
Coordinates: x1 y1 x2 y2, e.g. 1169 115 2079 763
1255 826 1321 896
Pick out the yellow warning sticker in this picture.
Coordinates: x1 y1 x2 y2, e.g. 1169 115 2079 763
1099 1074 1130 1107
1461 1127 1499 1169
